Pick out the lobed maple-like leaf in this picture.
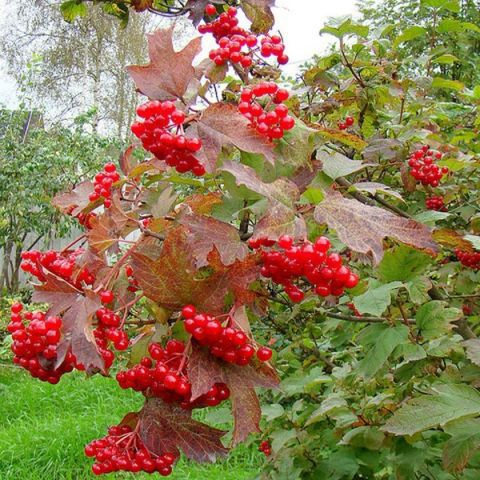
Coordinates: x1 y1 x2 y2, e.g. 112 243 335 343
53 180 94 216
138 397 229 463
241 0 276 34
189 103 275 172
87 198 137 254
188 343 279 445
126 27 202 101
130 226 260 314
32 271 104 371
178 211 249 268
314 190 438 264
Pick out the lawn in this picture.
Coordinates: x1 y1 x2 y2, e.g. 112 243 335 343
0 366 262 480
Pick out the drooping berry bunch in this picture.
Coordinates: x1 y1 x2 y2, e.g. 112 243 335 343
425 195 447 211
85 424 177 476
116 339 231 409
455 248 480 270
8 303 77 383
250 235 359 302
259 440 272 457
238 82 294 140
338 116 354 130
181 305 273 365
89 163 120 208
408 145 449 187
131 100 205 176
20 248 95 288
199 5 288 68
126 264 140 292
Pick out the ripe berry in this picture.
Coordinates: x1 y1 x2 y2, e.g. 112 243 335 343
256 347 272 361
100 290 114 304
205 3 216 16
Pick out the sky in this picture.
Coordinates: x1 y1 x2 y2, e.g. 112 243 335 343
0 0 358 110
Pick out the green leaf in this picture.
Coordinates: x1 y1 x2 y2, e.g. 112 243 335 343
405 277 432 304
378 245 432 282
261 404 285 421
357 324 409 378
340 426 385 451
274 119 316 169
432 77 465 91
432 54 460 65
393 26 427 49
422 0 460 12
383 384 480 436
271 429 297 452
320 20 369 39
437 18 480 33
463 339 480 367
280 367 330 395
317 151 372 180
416 301 462 340
354 280 403 316
60 0 88 22
464 235 480 250
443 418 480 473
305 395 348 426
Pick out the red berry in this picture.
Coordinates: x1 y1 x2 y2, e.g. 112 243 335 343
256 347 273 362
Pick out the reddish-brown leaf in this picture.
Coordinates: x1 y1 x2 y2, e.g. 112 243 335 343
119 145 135 176
32 272 104 371
127 27 202 101
130 227 260 314
186 0 211 25
189 103 274 172
183 192 222 215
241 0 276 34
188 343 279 445
314 190 438 264
53 181 94 216
178 211 248 267
138 397 228 463
87 199 137 254
252 201 307 242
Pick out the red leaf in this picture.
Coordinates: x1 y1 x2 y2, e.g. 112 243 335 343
53 180 94 216
189 103 275 172
314 190 438 264
188 343 279 445
130 227 260 314
178 211 249 267
127 27 202 101
138 397 228 463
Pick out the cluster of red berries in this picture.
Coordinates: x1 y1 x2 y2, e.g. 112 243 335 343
20 248 95 288
250 235 359 302
116 339 231 409
338 116 354 130
199 5 288 68
89 163 120 208
408 145 449 187
259 440 272 456
131 101 205 176
85 424 177 476
455 248 480 270
425 195 447 211
181 305 273 365
8 303 77 384
238 82 294 140
126 264 140 292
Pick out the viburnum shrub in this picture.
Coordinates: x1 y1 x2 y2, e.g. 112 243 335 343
16 0 480 478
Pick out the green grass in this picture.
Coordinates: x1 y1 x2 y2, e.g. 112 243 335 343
0 366 261 480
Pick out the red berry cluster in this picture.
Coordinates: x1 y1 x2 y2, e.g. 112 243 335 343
250 235 359 302
85 424 177 476
20 248 95 288
238 83 294 140
8 303 76 384
199 5 288 68
126 264 140 292
89 163 120 208
131 101 205 176
116 339 231 409
455 248 480 270
181 305 273 366
338 116 354 130
425 195 447 211
259 440 272 456
408 145 449 187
